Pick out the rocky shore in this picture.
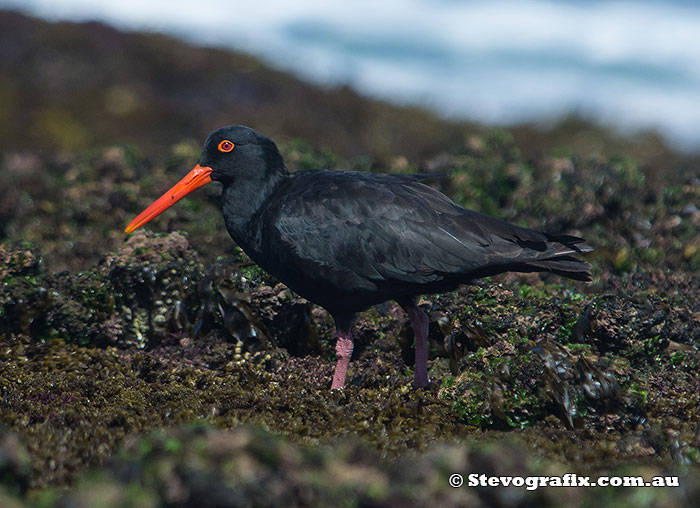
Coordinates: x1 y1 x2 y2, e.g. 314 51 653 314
1 9 699 507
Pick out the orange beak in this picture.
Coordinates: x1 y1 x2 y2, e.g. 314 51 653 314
124 164 213 234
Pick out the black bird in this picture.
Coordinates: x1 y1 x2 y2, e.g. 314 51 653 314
125 126 592 389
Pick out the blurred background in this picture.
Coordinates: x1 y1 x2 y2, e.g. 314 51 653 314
2 0 700 154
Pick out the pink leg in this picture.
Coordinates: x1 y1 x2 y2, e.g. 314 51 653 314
401 303 429 387
331 329 354 390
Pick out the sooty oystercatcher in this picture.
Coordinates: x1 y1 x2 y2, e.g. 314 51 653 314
125 125 592 389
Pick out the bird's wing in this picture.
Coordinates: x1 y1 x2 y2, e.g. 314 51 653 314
264 171 587 286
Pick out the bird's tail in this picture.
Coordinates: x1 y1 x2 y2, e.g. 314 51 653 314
524 255 592 281
523 233 593 281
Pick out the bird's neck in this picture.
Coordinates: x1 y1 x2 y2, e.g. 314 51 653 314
220 168 286 252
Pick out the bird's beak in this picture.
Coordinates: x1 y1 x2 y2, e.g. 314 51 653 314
124 164 213 233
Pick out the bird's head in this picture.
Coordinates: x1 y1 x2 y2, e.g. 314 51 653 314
124 125 286 234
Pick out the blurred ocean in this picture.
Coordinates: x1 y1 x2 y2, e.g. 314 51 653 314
3 0 700 149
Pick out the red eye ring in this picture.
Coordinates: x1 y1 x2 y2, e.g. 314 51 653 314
218 140 235 153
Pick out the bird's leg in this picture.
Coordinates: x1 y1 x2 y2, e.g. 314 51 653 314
401 303 430 387
331 328 354 390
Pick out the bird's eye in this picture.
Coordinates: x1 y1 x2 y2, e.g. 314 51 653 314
218 140 235 153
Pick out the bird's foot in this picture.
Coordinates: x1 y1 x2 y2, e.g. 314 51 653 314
414 371 429 388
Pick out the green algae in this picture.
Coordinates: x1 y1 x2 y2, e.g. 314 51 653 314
1 134 699 505
2 236 699 502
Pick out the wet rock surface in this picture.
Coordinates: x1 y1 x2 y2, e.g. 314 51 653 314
1 175 699 506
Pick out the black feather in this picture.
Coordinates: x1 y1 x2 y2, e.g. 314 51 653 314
234 169 592 315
